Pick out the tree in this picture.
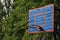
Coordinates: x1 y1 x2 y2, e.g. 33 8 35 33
0 0 60 40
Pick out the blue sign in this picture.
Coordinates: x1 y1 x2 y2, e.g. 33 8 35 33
28 4 54 34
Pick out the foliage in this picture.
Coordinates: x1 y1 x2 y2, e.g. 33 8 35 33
0 0 60 40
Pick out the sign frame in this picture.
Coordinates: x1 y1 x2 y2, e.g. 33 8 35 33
28 4 54 34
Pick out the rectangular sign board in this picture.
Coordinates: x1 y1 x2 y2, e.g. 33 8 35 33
28 4 54 34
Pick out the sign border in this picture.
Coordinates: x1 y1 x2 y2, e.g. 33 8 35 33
28 4 54 34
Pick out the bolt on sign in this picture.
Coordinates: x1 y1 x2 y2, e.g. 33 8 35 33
28 4 54 34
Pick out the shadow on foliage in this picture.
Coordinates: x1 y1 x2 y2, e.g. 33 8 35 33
16 28 26 40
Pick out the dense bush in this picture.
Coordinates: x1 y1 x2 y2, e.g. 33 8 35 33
0 0 60 40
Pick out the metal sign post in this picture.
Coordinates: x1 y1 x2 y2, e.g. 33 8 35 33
28 4 55 40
